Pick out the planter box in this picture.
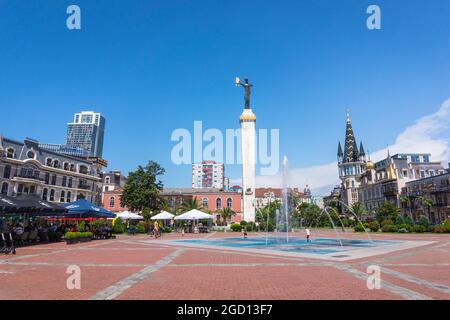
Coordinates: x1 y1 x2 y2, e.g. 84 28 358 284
79 237 92 243
66 238 79 245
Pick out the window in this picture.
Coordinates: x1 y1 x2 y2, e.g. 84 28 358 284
29 185 35 194
423 155 430 163
44 173 50 184
216 198 222 209
63 162 69 171
27 150 35 159
227 198 232 209
62 176 67 187
420 170 425 178
77 193 85 200
79 165 88 174
49 189 55 201
42 188 48 201
68 177 72 188
70 164 75 172
3 165 11 179
51 174 57 185
1 182 8 195
53 160 59 168
66 191 71 202
46 158 52 166
202 198 208 208
109 197 115 208
6 148 15 158
60 191 65 202
105 176 110 184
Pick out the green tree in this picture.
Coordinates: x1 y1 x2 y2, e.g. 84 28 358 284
350 202 367 219
375 201 400 222
217 207 236 226
121 161 165 212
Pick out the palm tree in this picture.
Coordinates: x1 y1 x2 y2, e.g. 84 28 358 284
181 197 200 212
217 207 235 226
417 196 433 222
400 195 412 218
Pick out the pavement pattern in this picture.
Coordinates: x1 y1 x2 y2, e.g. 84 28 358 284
1 231 449 300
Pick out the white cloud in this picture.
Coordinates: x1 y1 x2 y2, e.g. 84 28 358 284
250 99 450 196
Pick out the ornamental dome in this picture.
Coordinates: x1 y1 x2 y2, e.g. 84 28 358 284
239 109 256 122
366 161 375 170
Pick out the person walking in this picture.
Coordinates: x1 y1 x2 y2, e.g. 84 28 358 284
153 221 159 239
305 227 311 243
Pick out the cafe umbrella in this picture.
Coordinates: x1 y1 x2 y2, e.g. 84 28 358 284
63 199 115 219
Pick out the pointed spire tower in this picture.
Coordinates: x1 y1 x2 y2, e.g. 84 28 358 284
337 141 343 163
344 111 359 163
337 110 366 208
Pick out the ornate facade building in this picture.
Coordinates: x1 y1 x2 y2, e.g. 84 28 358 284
0 136 102 204
401 164 450 223
359 153 445 213
337 112 366 208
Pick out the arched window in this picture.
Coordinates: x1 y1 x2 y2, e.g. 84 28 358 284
53 160 60 168
3 165 11 179
105 176 110 184
216 198 222 210
70 164 75 172
46 158 53 166
109 197 115 208
27 150 35 159
63 162 69 171
42 188 48 201
202 197 208 208
227 198 232 209
1 182 8 195
77 193 85 200
66 191 71 202
6 148 15 159
49 189 55 201
60 191 65 202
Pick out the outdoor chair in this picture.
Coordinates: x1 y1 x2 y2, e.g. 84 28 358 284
29 230 39 243
19 232 30 246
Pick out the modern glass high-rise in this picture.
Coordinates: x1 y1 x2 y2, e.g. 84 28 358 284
66 111 105 158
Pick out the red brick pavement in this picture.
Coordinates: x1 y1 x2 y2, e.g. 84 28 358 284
0 232 449 300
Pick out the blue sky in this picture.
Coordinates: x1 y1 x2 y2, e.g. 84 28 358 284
1 0 449 192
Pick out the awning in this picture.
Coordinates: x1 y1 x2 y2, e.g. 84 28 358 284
0 194 67 216
151 210 174 220
174 209 213 220
116 211 144 220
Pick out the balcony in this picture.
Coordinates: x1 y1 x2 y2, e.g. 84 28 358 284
13 174 44 182
78 184 92 190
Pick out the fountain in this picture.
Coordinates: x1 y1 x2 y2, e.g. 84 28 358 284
275 156 291 243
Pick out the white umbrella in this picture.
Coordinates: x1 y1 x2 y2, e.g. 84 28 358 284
151 211 175 220
116 211 143 220
174 209 213 220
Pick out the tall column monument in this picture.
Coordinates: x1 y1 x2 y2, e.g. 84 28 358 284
236 77 256 222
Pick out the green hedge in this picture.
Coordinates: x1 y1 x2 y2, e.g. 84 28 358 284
65 232 93 240
230 223 242 232
368 221 380 232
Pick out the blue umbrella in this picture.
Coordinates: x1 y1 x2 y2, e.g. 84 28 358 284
63 199 115 218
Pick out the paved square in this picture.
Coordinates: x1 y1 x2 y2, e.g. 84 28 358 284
1 231 449 300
